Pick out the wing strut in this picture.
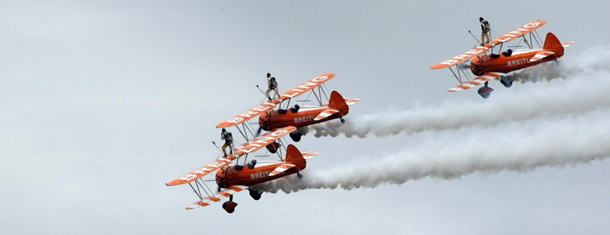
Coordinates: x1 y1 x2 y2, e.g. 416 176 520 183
448 67 463 84
189 182 204 201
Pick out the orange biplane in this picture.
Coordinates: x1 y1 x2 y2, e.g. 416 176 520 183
431 20 574 98
216 73 359 142
167 126 318 213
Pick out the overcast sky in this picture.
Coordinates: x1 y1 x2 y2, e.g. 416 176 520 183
1 1 610 234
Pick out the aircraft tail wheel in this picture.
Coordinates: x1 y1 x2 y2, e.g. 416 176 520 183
340 118 345 124
222 201 238 213
290 132 302 142
500 78 513 88
477 86 494 99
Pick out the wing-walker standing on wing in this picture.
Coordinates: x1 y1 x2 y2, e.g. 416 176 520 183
265 73 280 101
217 73 360 142
480 17 492 46
166 126 319 213
431 20 574 99
220 128 234 157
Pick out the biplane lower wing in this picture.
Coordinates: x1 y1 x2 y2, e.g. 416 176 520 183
186 185 248 210
448 72 506 92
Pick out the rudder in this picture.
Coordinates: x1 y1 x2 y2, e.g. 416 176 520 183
329 91 349 115
543 32 564 58
285 144 306 170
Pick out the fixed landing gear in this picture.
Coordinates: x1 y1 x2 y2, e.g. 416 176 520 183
249 189 263 201
500 77 513 88
297 172 303 179
477 81 494 99
222 195 237 213
290 131 302 142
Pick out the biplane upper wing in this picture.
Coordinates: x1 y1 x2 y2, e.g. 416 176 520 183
166 126 296 186
166 156 237 187
185 185 248 210
234 126 296 155
447 72 506 92
431 45 493 70
216 101 279 128
279 73 335 101
491 20 546 45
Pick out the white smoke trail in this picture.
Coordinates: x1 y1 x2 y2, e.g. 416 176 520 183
256 110 610 193
311 46 610 138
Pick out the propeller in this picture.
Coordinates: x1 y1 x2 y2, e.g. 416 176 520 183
255 111 272 137
256 126 263 137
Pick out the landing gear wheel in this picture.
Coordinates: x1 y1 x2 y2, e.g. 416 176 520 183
222 201 238 214
340 118 345 124
249 189 263 200
477 87 494 99
290 132 302 142
265 141 281 154
500 77 513 88
477 81 494 99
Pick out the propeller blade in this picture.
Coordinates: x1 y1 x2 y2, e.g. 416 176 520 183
256 127 263 137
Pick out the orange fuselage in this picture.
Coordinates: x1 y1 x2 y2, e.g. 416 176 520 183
258 107 342 131
470 49 561 76
215 164 298 188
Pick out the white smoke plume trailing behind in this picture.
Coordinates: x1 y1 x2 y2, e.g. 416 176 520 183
311 46 610 138
257 110 610 193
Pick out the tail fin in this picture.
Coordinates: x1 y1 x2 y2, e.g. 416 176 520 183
543 32 564 58
285 144 306 170
329 91 349 115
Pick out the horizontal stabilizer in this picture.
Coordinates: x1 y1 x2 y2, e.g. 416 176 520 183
529 50 555 62
186 185 248 210
269 163 295 177
314 108 339 121
344 98 360 106
448 72 505 92
302 151 318 160
562 41 574 48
